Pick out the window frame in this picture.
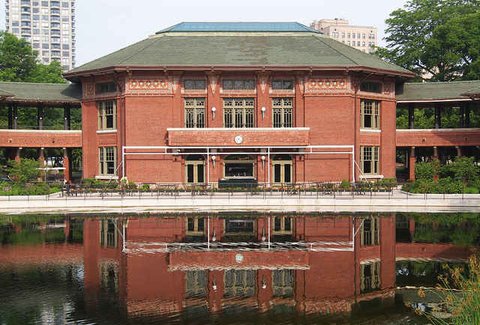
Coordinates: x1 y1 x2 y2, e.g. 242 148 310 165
272 97 294 128
360 146 380 175
97 100 117 130
98 146 117 177
223 98 255 128
184 98 206 128
361 99 380 129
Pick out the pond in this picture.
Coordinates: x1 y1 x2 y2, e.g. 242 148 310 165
0 213 478 324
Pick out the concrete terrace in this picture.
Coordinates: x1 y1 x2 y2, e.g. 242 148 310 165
0 190 479 214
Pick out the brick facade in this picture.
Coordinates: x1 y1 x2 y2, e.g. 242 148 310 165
79 72 398 184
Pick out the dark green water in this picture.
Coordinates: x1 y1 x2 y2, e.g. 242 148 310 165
0 213 478 324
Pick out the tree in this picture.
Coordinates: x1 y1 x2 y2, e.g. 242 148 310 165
0 31 65 83
7 159 40 184
0 31 37 82
29 60 66 83
376 0 480 81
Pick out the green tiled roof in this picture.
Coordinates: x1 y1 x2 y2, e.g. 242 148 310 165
396 80 480 102
0 82 81 105
66 25 412 78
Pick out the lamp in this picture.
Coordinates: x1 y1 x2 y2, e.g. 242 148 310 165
261 276 267 289
211 155 216 168
261 227 266 242
261 155 266 169
211 106 217 119
261 106 266 119
212 229 216 242
212 279 217 291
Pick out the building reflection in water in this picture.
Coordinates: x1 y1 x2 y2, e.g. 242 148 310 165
0 213 475 323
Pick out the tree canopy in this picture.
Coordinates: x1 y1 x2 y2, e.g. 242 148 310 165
376 0 480 81
0 31 65 83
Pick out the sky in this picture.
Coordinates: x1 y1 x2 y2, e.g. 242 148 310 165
0 0 407 67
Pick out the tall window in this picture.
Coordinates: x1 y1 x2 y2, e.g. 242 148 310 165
184 98 205 128
272 98 293 128
186 217 205 235
272 155 293 184
272 270 294 297
98 100 116 130
361 262 381 293
360 146 379 175
185 156 205 184
185 270 207 298
273 216 293 234
361 100 380 129
361 216 379 246
99 147 116 176
223 98 255 128
224 270 256 297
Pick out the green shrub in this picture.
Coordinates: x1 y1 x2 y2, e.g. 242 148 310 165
339 180 351 190
415 161 440 181
410 179 436 193
7 159 40 184
141 184 150 191
436 177 463 194
464 187 479 194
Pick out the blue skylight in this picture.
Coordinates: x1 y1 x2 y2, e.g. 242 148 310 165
157 22 318 34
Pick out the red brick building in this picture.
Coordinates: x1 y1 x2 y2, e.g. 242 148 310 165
63 22 413 186
1 22 479 185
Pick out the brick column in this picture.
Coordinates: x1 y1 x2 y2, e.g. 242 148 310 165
63 147 71 182
256 72 270 128
207 73 221 128
409 147 416 181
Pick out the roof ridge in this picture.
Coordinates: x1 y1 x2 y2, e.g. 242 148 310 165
311 35 359 65
405 80 480 85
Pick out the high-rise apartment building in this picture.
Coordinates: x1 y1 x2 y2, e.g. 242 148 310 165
310 19 377 53
5 0 76 70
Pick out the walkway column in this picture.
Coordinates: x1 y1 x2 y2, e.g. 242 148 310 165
37 106 45 130
63 147 71 182
13 105 18 129
456 146 462 158
8 106 14 129
465 103 471 127
433 146 439 160
64 107 71 130
38 148 45 181
408 104 414 129
15 147 22 162
434 105 442 129
409 147 416 181
460 105 465 128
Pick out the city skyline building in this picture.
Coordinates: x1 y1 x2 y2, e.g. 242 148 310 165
310 18 377 53
5 0 76 70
